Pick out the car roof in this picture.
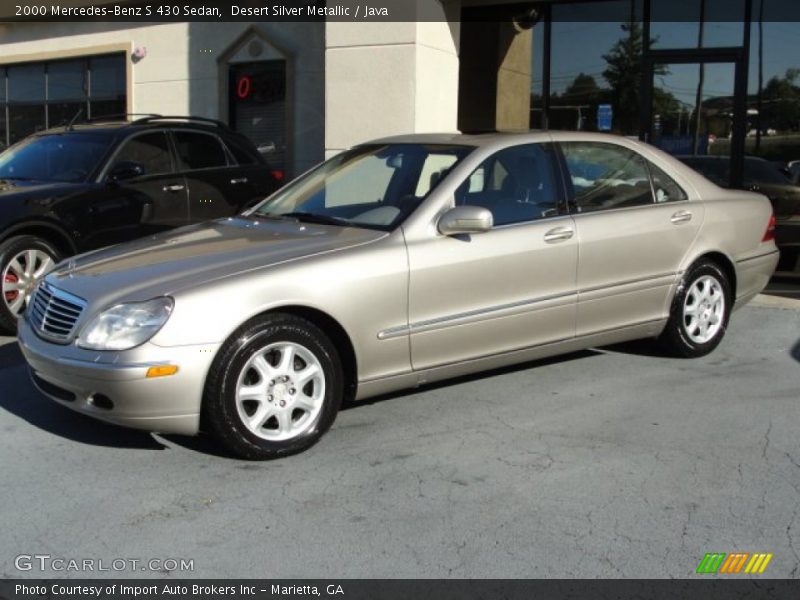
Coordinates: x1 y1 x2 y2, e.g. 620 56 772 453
364 130 648 147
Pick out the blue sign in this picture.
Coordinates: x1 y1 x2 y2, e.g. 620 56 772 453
597 104 613 131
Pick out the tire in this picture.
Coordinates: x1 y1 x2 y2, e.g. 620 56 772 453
0 235 62 335
659 260 732 358
202 313 343 460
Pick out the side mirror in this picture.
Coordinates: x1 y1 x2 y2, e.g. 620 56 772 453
108 160 145 182
438 205 493 236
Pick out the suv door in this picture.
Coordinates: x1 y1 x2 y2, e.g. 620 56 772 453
406 143 578 370
83 130 188 248
559 141 703 336
171 130 257 222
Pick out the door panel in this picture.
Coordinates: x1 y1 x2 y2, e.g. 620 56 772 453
171 130 252 222
82 131 188 249
407 218 578 370
573 202 703 335
407 143 577 370
560 141 703 335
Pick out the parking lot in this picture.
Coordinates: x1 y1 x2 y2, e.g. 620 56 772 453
0 301 798 579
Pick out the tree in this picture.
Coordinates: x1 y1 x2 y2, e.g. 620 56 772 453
563 73 601 104
760 68 800 132
602 22 667 133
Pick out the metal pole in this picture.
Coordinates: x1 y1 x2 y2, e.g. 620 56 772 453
755 0 764 153
693 0 706 155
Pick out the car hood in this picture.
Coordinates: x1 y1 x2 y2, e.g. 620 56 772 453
46 216 387 306
0 178 86 201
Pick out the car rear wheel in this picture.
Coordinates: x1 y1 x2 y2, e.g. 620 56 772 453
203 313 343 459
659 260 731 357
0 235 61 335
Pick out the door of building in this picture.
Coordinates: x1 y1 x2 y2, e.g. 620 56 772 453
643 51 747 187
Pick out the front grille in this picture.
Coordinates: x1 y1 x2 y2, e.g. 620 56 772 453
28 282 87 343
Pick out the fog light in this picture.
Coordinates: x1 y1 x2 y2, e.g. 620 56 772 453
146 365 179 378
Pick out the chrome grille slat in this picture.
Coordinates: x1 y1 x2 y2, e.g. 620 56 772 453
47 305 82 318
27 283 87 343
41 312 76 326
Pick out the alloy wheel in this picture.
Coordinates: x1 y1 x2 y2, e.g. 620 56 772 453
682 274 725 344
235 341 326 442
1 249 55 316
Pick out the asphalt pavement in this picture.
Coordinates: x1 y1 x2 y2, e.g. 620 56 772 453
0 302 798 578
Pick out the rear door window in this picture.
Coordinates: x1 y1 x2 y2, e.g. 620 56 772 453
173 131 229 170
561 142 654 212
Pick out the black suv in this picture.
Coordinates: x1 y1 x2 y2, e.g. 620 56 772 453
0 115 283 333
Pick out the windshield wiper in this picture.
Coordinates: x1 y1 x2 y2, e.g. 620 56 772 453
0 176 32 181
279 212 351 227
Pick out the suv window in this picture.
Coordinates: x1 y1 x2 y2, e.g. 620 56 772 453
113 132 172 176
561 142 654 212
456 143 561 226
649 161 688 203
173 131 228 170
225 135 261 166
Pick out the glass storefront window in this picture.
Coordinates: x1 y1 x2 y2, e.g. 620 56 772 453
0 53 126 147
0 69 6 151
529 19 545 129
47 59 88 127
650 0 746 49
650 62 736 158
89 55 126 118
7 63 45 144
747 1 800 166
549 0 644 135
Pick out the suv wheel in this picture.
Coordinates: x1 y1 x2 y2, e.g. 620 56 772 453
203 313 343 459
0 235 61 334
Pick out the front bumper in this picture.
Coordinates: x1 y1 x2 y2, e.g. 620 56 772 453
18 318 221 435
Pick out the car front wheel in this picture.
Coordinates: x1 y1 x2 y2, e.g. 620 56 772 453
203 313 343 459
0 235 61 334
659 260 732 357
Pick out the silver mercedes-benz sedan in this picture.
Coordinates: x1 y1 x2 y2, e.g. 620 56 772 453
18 132 779 459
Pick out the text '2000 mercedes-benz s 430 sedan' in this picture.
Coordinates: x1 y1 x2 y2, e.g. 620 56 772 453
18 132 779 459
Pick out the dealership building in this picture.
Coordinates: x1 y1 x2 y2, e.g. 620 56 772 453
1 0 799 184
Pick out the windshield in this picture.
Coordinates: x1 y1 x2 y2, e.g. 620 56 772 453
251 143 474 230
0 133 112 183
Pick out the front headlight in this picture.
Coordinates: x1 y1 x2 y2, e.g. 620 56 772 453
78 297 174 351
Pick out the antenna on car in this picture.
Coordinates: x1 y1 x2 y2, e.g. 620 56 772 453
66 108 84 131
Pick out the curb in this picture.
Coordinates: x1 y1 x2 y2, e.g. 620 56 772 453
749 294 800 310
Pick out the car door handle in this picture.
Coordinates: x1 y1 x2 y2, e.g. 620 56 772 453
544 227 574 243
670 210 692 224
162 184 185 193
230 177 249 185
